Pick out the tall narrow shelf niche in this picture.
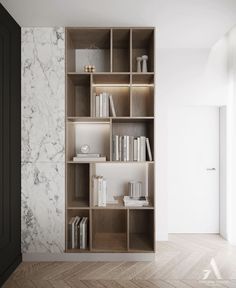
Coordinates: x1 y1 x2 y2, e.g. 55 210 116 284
66 27 156 253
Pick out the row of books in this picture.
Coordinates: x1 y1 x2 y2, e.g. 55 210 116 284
123 196 149 207
92 176 107 207
95 92 116 117
68 216 88 249
73 153 106 162
112 135 152 161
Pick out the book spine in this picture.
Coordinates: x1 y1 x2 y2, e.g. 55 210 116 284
113 135 119 161
102 92 107 117
109 94 116 117
134 138 138 161
102 179 107 207
129 136 134 161
137 137 141 161
106 93 109 117
119 136 123 161
126 136 130 161
98 176 103 206
80 220 83 249
95 95 99 117
72 220 75 249
146 138 153 161
123 136 127 161
93 176 98 206
99 93 103 117
140 136 146 161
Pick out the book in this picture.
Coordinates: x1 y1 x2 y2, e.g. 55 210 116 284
76 153 100 158
113 135 119 161
95 95 100 117
129 136 134 161
109 95 116 117
73 156 106 162
99 93 103 117
93 176 98 206
146 138 152 161
74 216 81 248
140 136 146 161
123 196 149 207
137 137 141 161
134 138 138 161
68 217 75 249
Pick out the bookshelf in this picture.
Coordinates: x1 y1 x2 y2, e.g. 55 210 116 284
66 27 155 253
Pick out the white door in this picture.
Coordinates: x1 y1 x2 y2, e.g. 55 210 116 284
168 106 219 233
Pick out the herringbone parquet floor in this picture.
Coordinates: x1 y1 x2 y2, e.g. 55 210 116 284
3 234 236 288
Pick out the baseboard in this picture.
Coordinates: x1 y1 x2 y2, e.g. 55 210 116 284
23 252 155 262
0 254 22 287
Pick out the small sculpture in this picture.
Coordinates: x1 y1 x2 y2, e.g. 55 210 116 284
141 55 148 73
80 144 90 154
136 57 142 73
84 65 96 73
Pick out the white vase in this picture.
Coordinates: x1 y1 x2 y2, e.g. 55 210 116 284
136 57 142 72
142 55 148 73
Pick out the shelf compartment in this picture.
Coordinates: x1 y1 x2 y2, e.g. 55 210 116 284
66 28 111 73
112 29 130 72
112 118 154 161
92 163 152 205
67 74 90 117
131 86 154 117
67 122 110 161
67 209 90 251
92 210 127 251
132 29 154 73
67 163 90 208
129 209 154 251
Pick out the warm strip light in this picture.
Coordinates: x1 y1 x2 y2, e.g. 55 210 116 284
92 84 154 87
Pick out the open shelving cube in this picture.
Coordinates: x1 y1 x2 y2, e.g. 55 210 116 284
92 209 127 251
129 209 154 251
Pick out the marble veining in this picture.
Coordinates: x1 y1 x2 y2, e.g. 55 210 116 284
21 27 65 163
21 27 65 253
21 162 65 253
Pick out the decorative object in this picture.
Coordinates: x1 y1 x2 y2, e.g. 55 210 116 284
84 65 96 73
136 57 142 72
141 55 148 72
80 144 90 154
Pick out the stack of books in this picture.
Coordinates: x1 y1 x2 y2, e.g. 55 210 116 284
112 135 152 161
123 196 149 207
73 153 106 162
92 176 107 207
68 216 88 249
95 92 116 117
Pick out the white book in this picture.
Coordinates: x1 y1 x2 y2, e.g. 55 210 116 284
95 95 100 117
77 153 100 158
82 217 88 249
146 138 153 161
140 136 146 161
126 136 130 161
101 179 107 207
93 176 98 206
109 95 116 117
134 138 138 161
73 156 106 162
72 216 79 249
102 92 106 117
137 137 141 161
98 177 103 206
123 136 127 161
99 93 103 117
113 135 119 161
129 136 134 161
119 136 122 161
105 93 109 117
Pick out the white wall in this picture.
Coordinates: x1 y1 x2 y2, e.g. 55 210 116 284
156 41 229 240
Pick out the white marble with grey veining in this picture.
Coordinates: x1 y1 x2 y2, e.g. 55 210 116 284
21 27 65 253
21 27 65 163
21 162 65 253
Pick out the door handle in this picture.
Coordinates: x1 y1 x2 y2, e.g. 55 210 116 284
206 168 216 171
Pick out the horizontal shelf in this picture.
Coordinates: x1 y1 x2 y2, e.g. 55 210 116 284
67 161 154 164
67 72 154 75
67 117 154 122
67 206 154 210
66 248 90 253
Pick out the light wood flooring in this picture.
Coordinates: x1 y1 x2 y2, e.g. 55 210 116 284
3 234 236 288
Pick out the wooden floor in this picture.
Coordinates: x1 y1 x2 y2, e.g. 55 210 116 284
4 234 236 288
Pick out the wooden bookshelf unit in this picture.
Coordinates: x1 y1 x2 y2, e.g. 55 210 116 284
65 27 155 253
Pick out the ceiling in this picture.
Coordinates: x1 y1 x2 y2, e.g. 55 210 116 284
1 0 236 49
